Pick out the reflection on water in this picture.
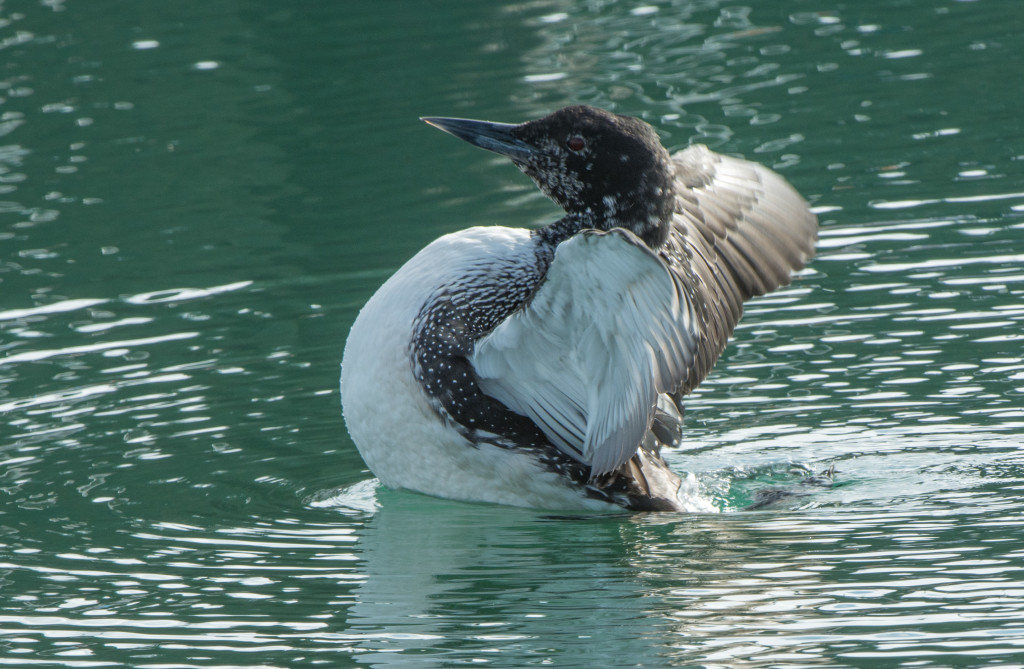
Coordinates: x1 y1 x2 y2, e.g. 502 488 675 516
2 0 1024 666
8 495 1024 665
346 497 1024 666
652 507 1024 665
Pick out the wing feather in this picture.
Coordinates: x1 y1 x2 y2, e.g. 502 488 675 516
472 229 698 475
471 145 817 476
666 144 818 394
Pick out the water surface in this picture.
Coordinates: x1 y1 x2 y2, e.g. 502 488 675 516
2 1 1023 666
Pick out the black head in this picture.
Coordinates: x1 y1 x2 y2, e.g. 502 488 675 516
423 105 676 247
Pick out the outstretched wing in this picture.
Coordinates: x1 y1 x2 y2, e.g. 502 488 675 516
664 144 818 393
471 146 817 476
471 229 698 476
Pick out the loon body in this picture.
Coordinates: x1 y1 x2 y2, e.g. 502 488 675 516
341 105 817 511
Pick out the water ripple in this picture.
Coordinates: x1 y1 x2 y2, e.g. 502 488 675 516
2 0 1023 666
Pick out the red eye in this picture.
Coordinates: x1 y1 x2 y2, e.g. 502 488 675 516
566 135 586 152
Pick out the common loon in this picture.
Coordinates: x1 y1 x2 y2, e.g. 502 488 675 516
341 105 817 511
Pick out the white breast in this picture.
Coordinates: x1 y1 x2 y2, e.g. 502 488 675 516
340 226 616 510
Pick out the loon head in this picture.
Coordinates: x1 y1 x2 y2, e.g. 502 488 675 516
423 105 676 248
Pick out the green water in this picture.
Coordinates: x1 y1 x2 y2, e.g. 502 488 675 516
2 1 1023 666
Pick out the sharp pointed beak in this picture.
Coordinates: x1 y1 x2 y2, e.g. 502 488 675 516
421 116 537 163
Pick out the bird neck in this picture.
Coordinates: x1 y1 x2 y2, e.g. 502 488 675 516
533 202 671 250
533 214 587 248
